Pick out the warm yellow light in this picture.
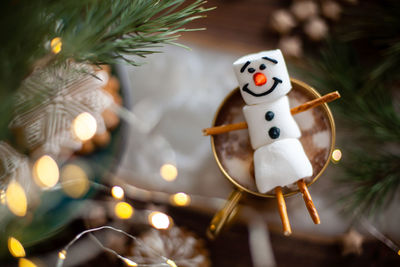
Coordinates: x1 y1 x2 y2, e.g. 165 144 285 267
148 211 170 230
33 155 59 188
123 258 138 266
50 37 62 54
160 164 178 181
61 164 90 198
166 259 177 267
19 258 37 267
171 192 190 206
6 181 27 217
331 148 342 163
114 201 134 219
72 112 97 141
0 189 5 204
8 237 26 258
58 249 67 260
111 186 124 200
398 249 400 256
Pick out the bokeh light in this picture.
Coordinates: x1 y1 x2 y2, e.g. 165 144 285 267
72 112 97 141
331 148 342 163
6 181 27 217
19 258 37 267
111 186 124 200
171 192 190 206
114 201 134 219
148 211 170 230
33 155 59 188
0 189 5 204
123 258 138 266
58 250 67 260
8 237 26 257
61 164 89 198
50 37 62 54
160 164 178 181
166 259 177 267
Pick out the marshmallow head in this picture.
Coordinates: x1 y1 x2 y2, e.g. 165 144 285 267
233 49 291 105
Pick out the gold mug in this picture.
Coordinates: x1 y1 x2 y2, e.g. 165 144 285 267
207 78 336 239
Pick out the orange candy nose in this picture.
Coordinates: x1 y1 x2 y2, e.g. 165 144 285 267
253 72 267 86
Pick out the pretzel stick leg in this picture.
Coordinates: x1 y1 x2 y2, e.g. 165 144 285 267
275 186 292 236
202 91 340 136
297 179 320 224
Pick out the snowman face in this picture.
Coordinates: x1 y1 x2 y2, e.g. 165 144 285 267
233 49 291 105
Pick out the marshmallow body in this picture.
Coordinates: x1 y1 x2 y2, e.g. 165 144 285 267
243 96 301 150
233 50 291 105
253 138 313 193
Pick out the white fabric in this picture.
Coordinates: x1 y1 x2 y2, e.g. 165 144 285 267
253 138 313 193
243 96 301 150
233 49 291 105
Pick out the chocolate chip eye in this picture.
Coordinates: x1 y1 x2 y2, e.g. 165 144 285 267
260 64 266 70
248 68 255 73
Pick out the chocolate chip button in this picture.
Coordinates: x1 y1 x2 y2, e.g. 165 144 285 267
265 111 274 121
268 127 280 139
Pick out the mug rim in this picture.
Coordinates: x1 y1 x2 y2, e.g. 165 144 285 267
210 78 336 198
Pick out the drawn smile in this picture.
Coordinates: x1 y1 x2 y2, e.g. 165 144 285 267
242 77 282 97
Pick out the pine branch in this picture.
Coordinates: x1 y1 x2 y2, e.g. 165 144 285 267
305 7 400 217
339 153 400 216
0 0 213 140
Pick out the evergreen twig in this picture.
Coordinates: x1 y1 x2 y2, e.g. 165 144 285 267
305 1 400 217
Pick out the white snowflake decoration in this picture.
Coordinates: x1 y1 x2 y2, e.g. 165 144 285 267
9 62 113 156
132 227 210 267
0 142 32 192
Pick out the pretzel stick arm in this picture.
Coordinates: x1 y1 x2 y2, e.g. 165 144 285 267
297 179 320 224
202 91 340 136
202 121 248 136
291 91 340 115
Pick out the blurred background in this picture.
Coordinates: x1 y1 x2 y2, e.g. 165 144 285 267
1 0 399 266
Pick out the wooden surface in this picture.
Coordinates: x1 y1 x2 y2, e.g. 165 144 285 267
183 0 284 53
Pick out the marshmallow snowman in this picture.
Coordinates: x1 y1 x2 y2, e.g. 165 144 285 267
233 49 312 193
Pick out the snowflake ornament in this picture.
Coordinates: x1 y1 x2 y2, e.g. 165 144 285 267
132 226 210 267
0 142 32 192
9 62 113 156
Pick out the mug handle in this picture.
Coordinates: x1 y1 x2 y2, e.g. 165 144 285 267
207 189 244 240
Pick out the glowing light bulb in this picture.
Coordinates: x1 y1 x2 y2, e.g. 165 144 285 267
123 258 138 266
166 259 177 267
398 249 400 256
160 164 178 181
171 192 190 206
114 202 134 219
50 37 62 54
58 250 67 260
8 237 26 258
19 258 37 267
111 186 124 200
6 181 27 217
72 112 97 141
33 155 59 188
331 148 342 163
61 164 89 198
148 211 170 230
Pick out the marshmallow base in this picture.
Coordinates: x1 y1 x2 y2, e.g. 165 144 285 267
253 138 313 193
